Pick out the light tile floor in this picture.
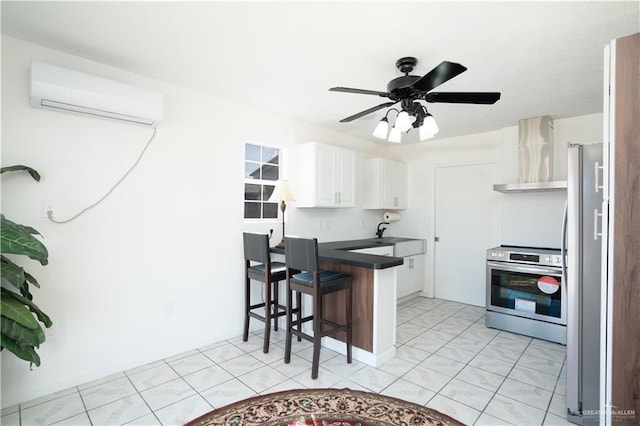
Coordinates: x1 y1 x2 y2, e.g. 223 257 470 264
1 297 572 425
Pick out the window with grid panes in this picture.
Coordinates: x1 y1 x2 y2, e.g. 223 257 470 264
244 143 279 219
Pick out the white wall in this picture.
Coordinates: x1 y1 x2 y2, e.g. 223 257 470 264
390 113 602 296
1 35 604 407
0 36 385 407
499 114 603 247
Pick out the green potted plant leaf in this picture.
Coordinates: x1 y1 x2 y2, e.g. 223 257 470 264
1 165 52 367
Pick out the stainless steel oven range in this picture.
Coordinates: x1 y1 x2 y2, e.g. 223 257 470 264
486 245 566 344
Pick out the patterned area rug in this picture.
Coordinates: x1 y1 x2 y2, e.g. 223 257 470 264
184 388 464 426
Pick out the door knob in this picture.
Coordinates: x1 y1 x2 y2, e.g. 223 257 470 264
435 236 440 242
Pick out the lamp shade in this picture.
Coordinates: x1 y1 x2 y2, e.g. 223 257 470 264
419 124 436 141
395 110 412 132
423 114 439 135
388 126 402 143
279 180 295 202
372 117 389 139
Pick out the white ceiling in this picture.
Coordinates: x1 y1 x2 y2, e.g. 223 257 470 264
2 1 639 143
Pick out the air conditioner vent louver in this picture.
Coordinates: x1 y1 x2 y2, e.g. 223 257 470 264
30 61 163 127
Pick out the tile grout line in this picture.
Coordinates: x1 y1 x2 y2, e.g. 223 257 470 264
477 336 566 425
74 385 94 426
11 297 569 426
122 365 165 426
393 304 489 422
190 344 258 408
433 315 508 423
400 303 561 424
472 335 536 424
161 353 225 415
540 352 567 425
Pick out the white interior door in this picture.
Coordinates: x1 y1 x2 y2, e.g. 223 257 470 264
434 162 500 306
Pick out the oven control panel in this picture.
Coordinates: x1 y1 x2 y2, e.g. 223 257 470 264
487 250 506 259
487 246 562 267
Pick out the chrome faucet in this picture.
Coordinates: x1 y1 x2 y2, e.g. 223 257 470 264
376 222 390 238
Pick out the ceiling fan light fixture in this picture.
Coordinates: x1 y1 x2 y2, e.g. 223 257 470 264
395 110 413 132
331 57 501 142
372 117 389 139
423 113 439 135
388 126 402 143
419 125 436 141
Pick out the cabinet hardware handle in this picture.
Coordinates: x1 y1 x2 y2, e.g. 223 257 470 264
435 236 440 242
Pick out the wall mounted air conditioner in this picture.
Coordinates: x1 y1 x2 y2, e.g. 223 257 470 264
30 61 163 127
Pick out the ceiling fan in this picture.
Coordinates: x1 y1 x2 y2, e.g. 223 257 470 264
329 57 501 141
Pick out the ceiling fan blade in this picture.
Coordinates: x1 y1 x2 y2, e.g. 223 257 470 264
425 92 501 104
329 87 390 97
339 101 398 123
412 61 467 92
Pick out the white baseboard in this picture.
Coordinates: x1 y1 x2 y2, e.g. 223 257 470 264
322 337 396 367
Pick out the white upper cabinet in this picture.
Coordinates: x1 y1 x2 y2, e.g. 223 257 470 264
363 158 407 210
296 142 356 208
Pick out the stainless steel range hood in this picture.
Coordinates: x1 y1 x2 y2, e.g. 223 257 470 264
494 116 567 193
493 180 567 192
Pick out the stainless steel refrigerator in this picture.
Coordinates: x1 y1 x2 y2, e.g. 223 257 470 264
563 143 604 425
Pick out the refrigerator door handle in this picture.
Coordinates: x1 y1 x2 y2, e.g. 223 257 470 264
594 208 603 241
595 161 604 193
561 201 568 282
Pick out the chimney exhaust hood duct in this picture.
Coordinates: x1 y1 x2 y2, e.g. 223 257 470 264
493 116 567 193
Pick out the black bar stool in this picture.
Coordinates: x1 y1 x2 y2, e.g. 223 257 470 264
283 236 352 379
243 232 289 353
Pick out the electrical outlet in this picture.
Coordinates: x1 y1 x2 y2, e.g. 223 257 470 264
165 301 174 315
326 220 331 230
42 202 54 218
317 220 323 230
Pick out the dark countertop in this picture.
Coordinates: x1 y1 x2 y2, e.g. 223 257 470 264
271 237 413 270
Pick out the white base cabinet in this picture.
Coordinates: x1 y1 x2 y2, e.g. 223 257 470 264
396 254 425 298
364 158 407 210
297 142 355 208
394 239 426 299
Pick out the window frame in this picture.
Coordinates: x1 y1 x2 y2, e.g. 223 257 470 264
243 142 281 221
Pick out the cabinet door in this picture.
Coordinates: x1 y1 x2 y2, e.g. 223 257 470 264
380 159 395 208
365 158 407 210
315 143 337 207
396 254 425 298
385 161 408 209
363 158 382 209
395 259 411 299
336 148 355 207
408 254 424 294
393 162 408 209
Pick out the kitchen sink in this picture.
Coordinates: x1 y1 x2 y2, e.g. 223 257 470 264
374 237 416 243
380 238 426 257
342 237 426 257
364 237 426 256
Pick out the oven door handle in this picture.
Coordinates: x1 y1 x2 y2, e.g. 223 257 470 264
487 261 562 276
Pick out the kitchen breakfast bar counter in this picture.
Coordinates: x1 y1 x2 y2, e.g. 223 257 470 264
272 237 407 366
